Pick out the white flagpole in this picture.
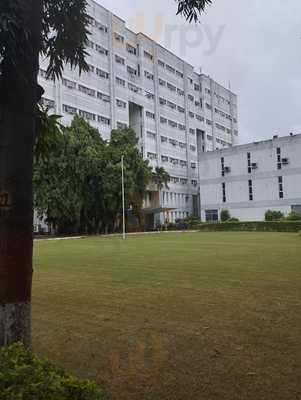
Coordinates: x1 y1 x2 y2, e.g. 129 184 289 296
121 155 126 240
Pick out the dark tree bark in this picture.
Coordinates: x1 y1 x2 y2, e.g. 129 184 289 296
0 0 42 347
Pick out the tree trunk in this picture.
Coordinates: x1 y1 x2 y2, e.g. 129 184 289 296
0 0 42 347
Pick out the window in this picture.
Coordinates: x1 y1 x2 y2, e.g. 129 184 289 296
95 20 108 33
116 99 127 109
188 94 194 102
79 109 96 121
98 115 110 126
144 70 154 80
145 91 154 100
166 64 175 74
128 83 141 93
161 136 168 143
158 59 165 68
63 104 77 115
114 32 124 43
126 43 137 55
190 145 196 152
159 78 166 87
222 182 226 203
167 82 176 92
117 122 127 129
144 50 153 61
78 84 95 97
177 88 184 96
40 98 55 110
115 55 125 65
97 92 110 102
160 117 167 124
196 114 204 122
62 78 76 89
95 44 108 56
278 176 284 199
96 68 109 79
178 106 185 114
147 131 156 140
205 210 218 222
127 65 137 75
147 152 157 160
167 101 176 110
221 157 225 177
146 111 155 120
248 180 253 201
247 152 252 174
168 120 177 128
277 147 282 170
176 70 184 78
116 77 125 87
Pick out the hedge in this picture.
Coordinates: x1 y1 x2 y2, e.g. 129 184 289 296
0 343 105 400
198 221 301 233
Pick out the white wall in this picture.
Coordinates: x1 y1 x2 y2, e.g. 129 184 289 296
199 134 301 221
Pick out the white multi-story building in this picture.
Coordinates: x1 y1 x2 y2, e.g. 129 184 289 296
39 0 238 226
199 134 301 222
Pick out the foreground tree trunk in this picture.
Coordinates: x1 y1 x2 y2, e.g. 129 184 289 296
0 0 42 347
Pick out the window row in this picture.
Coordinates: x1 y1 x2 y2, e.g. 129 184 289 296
61 78 111 102
62 104 110 126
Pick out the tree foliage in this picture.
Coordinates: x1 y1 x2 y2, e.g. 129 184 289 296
34 117 168 234
176 0 212 22
0 0 90 79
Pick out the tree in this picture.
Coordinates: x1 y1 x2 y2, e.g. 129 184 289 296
220 209 231 222
0 0 211 347
0 0 89 347
176 0 212 22
151 167 171 191
34 121 154 235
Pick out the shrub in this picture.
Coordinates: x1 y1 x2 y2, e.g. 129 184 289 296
265 210 284 221
285 212 301 221
0 343 104 400
198 221 301 233
226 217 240 223
220 209 231 222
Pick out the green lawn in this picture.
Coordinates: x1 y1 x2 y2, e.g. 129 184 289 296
33 232 301 400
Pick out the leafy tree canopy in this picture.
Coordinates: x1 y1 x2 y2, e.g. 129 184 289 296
0 0 90 79
176 0 212 22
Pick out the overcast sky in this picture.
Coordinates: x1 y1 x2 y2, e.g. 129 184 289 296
97 0 301 144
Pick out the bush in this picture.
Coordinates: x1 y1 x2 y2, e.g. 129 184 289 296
226 217 240 223
265 210 284 221
0 343 104 400
285 212 301 221
220 209 231 222
198 221 301 233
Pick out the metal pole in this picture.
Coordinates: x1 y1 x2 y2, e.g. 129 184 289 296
121 155 126 240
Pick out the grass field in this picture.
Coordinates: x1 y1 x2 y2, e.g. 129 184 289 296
33 232 301 400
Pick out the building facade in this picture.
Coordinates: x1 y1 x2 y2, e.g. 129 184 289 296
39 0 238 225
199 134 301 222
